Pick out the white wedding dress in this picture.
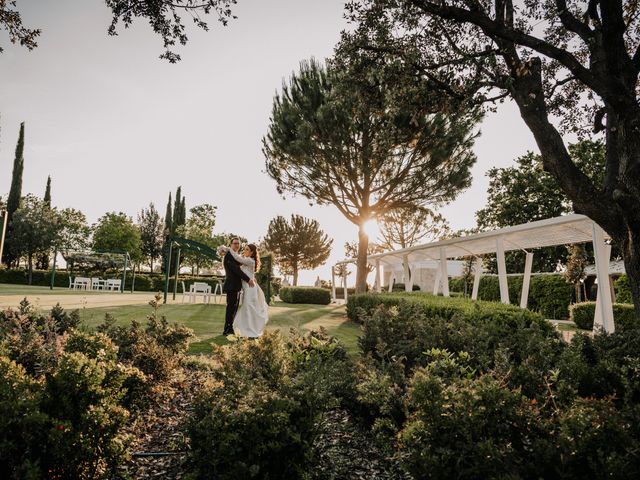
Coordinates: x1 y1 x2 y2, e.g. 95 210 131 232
224 248 269 338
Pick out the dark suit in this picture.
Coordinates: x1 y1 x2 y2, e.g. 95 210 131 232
222 251 251 335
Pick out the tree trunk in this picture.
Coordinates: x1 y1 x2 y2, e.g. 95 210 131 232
616 221 640 318
150 260 154 273
355 223 369 293
27 253 33 285
293 266 298 286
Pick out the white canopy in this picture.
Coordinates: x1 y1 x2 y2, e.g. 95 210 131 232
332 214 615 333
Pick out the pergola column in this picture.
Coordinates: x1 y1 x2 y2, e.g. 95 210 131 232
403 254 412 292
520 252 534 309
433 267 442 295
592 223 614 333
496 236 510 304
471 257 482 300
374 260 381 293
439 247 450 297
331 266 336 302
343 268 348 302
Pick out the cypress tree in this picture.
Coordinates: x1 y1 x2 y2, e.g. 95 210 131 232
172 186 182 233
5 123 25 266
37 175 53 269
161 192 173 273
43 176 51 206
6 123 25 222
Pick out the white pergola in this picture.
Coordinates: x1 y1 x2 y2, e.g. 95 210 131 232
333 214 615 333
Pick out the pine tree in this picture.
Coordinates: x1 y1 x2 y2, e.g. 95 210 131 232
172 186 182 233
4 122 25 266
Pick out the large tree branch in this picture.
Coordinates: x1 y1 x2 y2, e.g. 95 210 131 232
555 0 594 42
410 0 609 97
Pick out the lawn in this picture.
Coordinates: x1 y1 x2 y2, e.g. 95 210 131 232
79 301 362 355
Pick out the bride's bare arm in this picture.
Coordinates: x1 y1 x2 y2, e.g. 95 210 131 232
226 248 255 267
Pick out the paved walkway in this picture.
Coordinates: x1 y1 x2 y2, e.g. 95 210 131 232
0 291 171 311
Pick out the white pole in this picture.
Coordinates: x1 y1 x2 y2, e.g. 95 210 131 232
331 266 336 302
520 252 534 309
592 222 614 333
496 237 510 304
471 257 482 300
0 210 7 264
403 254 411 292
375 260 381 293
343 269 348 302
432 268 441 295
439 247 450 297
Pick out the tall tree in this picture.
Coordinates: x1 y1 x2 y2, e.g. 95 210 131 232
36 175 53 269
264 59 479 292
43 175 51 206
138 203 164 272
161 192 173 273
58 208 92 255
93 212 143 264
564 243 589 303
4 122 25 267
341 1 640 315
9 195 61 284
379 206 450 251
263 215 333 286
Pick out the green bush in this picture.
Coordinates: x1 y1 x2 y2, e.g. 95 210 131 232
569 301 638 330
0 301 79 376
450 274 574 319
280 286 331 305
392 283 421 291
346 292 544 325
186 330 354 479
615 274 632 304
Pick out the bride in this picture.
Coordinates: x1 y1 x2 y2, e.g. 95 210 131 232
218 243 269 338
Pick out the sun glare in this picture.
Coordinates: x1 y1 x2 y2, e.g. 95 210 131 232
363 219 380 239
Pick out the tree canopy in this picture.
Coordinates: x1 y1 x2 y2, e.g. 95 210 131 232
138 203 164 272
264 58 479 292
263 215 333 286
9 195 62 284
379 206 450 251
93 212 143 263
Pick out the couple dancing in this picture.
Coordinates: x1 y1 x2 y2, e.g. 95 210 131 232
218 238 269 338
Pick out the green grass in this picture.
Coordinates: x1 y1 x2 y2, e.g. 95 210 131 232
79 301 361 355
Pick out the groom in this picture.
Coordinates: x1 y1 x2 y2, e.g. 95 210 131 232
222 237 254 336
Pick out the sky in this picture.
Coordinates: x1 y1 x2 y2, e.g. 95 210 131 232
0 0 538 286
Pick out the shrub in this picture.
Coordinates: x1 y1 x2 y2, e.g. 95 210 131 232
452 274 574 318
186 330 354 479
42 352 131 479
569 302 638 330
0 356 48 480
280 286 331 305
399 369 553 479
615 274 632 304
392 283 421 292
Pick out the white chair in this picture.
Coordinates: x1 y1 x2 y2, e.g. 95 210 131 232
213 282 223 304
74 277 90 290
181 281 195 303
190 282 212 304
105 279 122 291
91 277 104 291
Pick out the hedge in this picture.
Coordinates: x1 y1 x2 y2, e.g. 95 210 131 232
280 287 331 305
346 292 545 327
569 302 638 330
614 275 632 304
449 274 573 319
